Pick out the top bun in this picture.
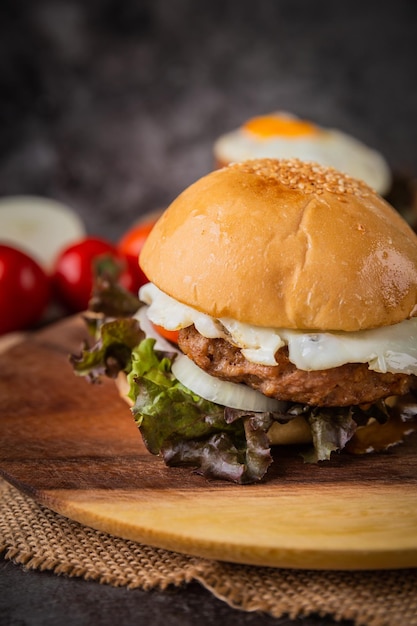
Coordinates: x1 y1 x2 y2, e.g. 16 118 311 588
213 112 392 196
140 159 417 331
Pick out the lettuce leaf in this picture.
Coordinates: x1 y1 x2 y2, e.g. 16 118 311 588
303 408 357 463
70 318 144 381
89 254 141 318
128 338 273 483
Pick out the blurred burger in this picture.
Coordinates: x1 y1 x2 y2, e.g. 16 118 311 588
73 158 417 483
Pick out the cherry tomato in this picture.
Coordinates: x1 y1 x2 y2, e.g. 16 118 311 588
117 219 157 292
52 237 134 313
0 244 50 335
152 323 179 344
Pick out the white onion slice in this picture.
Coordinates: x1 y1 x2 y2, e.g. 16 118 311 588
0 195 85 270
171 353 286 412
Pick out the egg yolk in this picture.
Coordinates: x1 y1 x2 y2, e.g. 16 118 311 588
243 115 319 138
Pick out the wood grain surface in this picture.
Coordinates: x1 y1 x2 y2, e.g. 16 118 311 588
0 316 417 570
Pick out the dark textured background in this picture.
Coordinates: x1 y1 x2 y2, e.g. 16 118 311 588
1 2 416 624
1 0 416 241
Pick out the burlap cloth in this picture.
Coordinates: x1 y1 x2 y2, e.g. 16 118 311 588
1 479 417 626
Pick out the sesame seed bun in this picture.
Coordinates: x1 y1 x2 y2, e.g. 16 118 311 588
212 113 393 196
140 159 417 332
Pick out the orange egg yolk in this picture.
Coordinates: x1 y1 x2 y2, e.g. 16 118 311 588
243 115 319 138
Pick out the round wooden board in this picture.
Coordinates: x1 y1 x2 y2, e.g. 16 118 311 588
0 316 417 570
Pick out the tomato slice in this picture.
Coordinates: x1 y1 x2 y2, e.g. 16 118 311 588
152 323 179 344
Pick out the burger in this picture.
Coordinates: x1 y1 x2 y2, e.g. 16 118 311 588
73 158 417 483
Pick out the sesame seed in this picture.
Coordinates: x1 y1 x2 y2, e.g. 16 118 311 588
230 158 373 198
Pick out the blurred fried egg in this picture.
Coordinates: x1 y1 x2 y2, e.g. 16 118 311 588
213 112 392 195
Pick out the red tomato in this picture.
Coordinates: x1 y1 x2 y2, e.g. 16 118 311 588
52 237 134 313
117 219 156 292
0 244 50 335
152 323 179 344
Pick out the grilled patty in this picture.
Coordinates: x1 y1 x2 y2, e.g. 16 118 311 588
178 325 416 407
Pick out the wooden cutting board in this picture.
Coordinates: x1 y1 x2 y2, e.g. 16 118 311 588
1 316 417 571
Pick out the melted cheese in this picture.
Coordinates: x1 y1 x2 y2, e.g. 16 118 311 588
139 283 417 375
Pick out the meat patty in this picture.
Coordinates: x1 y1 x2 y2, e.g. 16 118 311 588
178 325 416 407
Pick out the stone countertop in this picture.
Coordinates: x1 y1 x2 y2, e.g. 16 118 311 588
1 0 416 242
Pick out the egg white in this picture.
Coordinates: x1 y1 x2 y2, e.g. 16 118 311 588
139 283 417 376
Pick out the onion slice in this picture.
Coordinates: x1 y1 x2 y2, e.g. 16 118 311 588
0 195 86 270
172 353 286 412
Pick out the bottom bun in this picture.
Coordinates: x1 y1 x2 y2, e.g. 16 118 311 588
267 416 312 445
116 371 133 406
115 372 312 446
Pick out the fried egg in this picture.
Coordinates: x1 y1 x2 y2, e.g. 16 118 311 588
139 282 417 375
213 112 392 195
